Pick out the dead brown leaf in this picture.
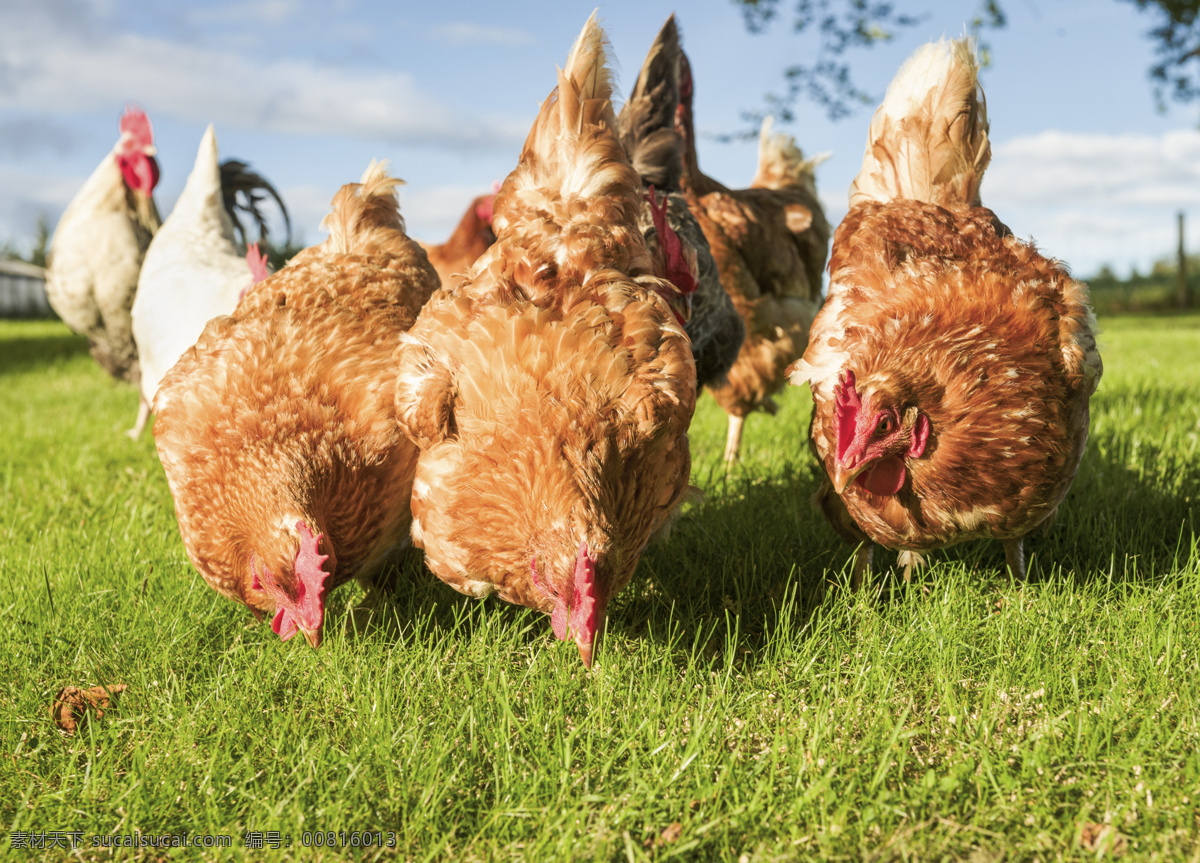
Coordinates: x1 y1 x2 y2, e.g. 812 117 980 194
644 822 684 851
1079 822 1128 857
52 684 127 734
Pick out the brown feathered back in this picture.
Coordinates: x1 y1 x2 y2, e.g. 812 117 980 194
791 38 1100 583
479 13 654 302
320 160 407 256
849 38 990 210
394 14 696 666
154 160 438 644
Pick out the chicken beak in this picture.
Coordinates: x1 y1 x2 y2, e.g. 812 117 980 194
576 636 595 669
300 625 322 648
832 460 869 495
573 606 607 669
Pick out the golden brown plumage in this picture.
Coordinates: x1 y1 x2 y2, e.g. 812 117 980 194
154 161 439 645
789 39 1102 584
677 54 831 463
394 15 696 667
417 192 496 290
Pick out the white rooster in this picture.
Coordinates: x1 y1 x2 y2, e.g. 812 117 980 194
45 106 161 388
130 125 286 437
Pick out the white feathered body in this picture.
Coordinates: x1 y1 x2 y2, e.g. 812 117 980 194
46 146 159 382
133 125 252 407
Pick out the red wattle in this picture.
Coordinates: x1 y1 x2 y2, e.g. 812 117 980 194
271 607 298 640
857 456 907 496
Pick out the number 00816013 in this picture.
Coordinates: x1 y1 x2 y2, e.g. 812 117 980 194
300 832 396 848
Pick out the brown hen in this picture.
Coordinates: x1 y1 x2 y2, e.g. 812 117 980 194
418 191 496 290
677 51 831 463
394 15 696 667
154 161 438 645
789 38 1102 585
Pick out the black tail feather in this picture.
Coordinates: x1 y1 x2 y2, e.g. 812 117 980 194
219 159 292 248
617 15 684 193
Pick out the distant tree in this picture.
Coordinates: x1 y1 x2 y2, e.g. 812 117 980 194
729 0 1200 126
1 214 50 267
29 215 49 268
1129 0 1200 109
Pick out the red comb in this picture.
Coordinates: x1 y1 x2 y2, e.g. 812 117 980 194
645 186 696 298
475 195 495 225
119 105 154 149
246 243 269 285
248 523 330 644
293 521 331 623
568 541 598 639
835 370 862 462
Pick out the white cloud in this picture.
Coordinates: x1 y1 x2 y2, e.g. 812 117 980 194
186 0 303 26
0 6 527 152
400 183 499 245
984 129 1200 276
0 165 91 245
429 22 535 47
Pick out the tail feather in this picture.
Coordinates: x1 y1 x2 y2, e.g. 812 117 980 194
170 125 229 233
513 13 626 206
219 159 292 247
320 159 408 255
617 15 684 192
750 116 829 195
848 37 990 209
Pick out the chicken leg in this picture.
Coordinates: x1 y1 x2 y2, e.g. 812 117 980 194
723 414 744 464
850 543 874 591
127 397 151 440
1003 538 1026 581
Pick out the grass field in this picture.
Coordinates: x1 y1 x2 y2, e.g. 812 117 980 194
1 314 1198 861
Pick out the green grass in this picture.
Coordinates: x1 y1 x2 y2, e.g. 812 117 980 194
2 314 1199 861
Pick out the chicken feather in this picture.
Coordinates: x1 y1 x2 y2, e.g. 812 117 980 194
395 14 696 667
45 106 161 389
618 15 744 390
789 38 1101 584
131 125 288 438
154 160 438 645
676 49 831 463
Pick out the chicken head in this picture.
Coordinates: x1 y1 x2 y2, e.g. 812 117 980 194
645 186 696 324
251 521 334 647
531 541 606 668
116 105 160 197
833 370 930 496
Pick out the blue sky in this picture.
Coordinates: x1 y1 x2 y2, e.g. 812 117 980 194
2 0 1199 278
